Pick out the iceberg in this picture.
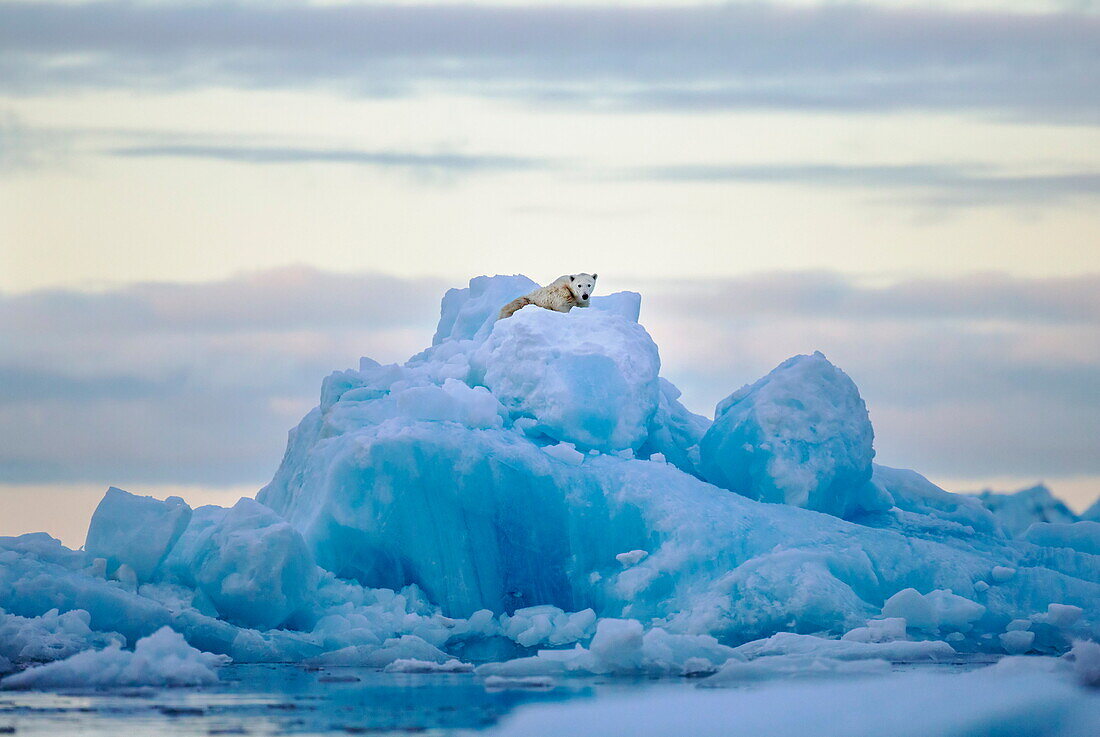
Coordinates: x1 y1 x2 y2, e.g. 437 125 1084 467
1082 498 1100 523
0 274 1097 688
976 484 1080 537
868 465 999 535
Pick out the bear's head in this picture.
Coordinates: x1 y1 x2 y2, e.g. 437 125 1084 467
568 273 597 305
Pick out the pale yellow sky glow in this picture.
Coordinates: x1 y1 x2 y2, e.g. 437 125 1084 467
2 0 1098 544
4 89 1100 292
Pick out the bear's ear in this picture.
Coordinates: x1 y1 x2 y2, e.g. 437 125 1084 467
591 273 597 280
570 274 576 281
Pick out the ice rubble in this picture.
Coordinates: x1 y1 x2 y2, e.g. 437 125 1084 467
0 608 122 665
474 618 737 678
0 274 1098 688
1 627 226 690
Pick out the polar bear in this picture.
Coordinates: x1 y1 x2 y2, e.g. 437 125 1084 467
498 273 598 320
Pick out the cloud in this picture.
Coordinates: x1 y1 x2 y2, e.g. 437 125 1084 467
0 267 443 484
1 2 1098 121
636 274 1100 477
2 267 1099 488
643 271 1100 324
631 164 1100 207
7 105 1100 208
0 110 547 184
4 125 1089 207
0 110 72 173
0 366 167 402
0 266 446 335
105 142 1100 206
108 144 543 174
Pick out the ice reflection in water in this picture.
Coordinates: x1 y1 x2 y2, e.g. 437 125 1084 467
0 663 682 736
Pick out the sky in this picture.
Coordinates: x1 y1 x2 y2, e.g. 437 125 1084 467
1 0 1098 546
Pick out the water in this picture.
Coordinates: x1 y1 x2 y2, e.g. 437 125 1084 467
0 664 696 736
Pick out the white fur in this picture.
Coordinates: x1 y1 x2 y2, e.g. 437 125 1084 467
498 273 598 320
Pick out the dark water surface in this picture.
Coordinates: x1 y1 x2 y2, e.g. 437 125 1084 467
0 663 689 736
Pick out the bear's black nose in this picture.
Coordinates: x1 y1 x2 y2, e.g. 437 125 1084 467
582 293 589 300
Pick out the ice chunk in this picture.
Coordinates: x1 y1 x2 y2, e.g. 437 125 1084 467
472 306 661 452
999 630 1035 654
1041 603 1083 629
500 606 596 648
160 505 229 586
482 674 555 689
84 487 192 583
433 274 538 345
0 626 226 690
1071 640 1100 687
589 618 645 671
701 655 891 685
475 655 571 678
976 484 1079 537
732 632 954 662
589 291 641 322
114 563 137 590
1022 521 1100 555
841 618 908 643
990 566 1016 582
639 628 737 675
384 658 473 673
699 352 881 518
541 441 585 466
615 550 648 567
881 589 985 632
190 498 318 630
309 635 448 667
